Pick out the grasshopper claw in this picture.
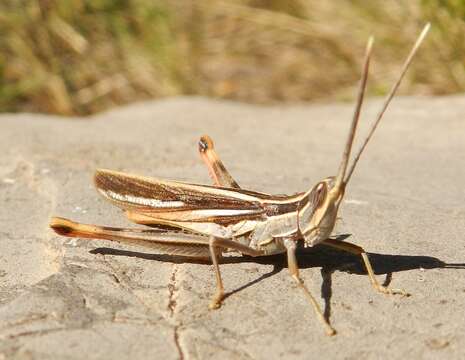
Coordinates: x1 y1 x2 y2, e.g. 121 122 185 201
209 302 221 310
326 326 337 336
377 285 410 297
209 293 224 309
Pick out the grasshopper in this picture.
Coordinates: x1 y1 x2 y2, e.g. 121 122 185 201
50 24 430 336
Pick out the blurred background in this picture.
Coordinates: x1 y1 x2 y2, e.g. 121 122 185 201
0 0 463 116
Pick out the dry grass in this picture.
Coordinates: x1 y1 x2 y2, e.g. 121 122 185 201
1 0 464 115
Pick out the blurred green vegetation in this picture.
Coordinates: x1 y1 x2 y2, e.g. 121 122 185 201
1 0 464 115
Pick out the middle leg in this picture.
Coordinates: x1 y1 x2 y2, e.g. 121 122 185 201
208 236 265 309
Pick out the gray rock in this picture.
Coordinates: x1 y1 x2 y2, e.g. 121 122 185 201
0 96 464 359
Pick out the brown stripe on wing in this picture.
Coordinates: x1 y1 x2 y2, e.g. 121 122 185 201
94 169 287 213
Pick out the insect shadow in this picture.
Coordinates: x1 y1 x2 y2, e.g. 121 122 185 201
91 234 465 322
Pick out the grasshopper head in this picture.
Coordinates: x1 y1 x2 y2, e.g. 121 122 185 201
297 177 345 247
295 24 429 247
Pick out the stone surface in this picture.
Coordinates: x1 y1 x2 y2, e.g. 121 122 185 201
0 96 464 359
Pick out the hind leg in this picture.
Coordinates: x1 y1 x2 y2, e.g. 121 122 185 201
198 135 240 188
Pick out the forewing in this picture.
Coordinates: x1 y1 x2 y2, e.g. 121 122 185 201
94 169 267 215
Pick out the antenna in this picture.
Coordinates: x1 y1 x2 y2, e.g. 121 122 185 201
344 23 430 185
334 36 374 191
